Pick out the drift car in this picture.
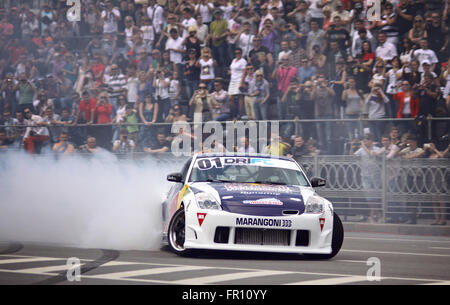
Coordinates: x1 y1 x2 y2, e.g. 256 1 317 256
162 154 344 259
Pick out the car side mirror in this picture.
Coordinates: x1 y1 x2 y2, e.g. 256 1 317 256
167 172 183 183
310 177 326 188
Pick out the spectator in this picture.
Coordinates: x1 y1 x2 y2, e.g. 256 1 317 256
394 80 419 134
209 9 229 77
312 74 336 152
197 47 216 92
0 129 13 151
16 73 36 113
79 136 101 154
228 48 247 117
427 11 449 62
22 107 50 154
94 92 113 150
365 85 390 142
249 70 270 121
237 136 256 154
350 133 382 223
342 77 364 140
397 134 424 224
112 128 135 157
273 54 298 124
101 0 121 35
123 104 139 149
414 38 439 73
233 21 255 59
52 131 75 156
143 130 170 154
286 135 309 160
375 31 398 68
184 48 201 100
42 107 62 145
211 79 232 121
189 83 217 122
153 69 170 120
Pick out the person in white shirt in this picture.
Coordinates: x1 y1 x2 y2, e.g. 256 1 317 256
233 21 254 58
140 16 155 52
228 48 247 116
22 107 50 154
101 0 120 34
365 85 389 141
165 28 185 65
147 0 164 38
375 32 397 66
180 7 197 39
413 39 439 73
195 0 214 25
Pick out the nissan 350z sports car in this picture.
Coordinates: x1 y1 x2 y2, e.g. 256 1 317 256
162 154 344 259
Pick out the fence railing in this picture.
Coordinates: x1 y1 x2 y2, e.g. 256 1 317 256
8 151 448 224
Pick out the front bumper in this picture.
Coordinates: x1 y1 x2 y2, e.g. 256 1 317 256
182 208 334 254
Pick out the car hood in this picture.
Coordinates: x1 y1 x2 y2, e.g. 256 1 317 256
189 182 312 216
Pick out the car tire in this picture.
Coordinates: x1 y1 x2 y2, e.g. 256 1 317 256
167 208 192 256
304 212 344 260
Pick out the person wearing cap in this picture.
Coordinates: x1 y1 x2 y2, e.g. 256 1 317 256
182 26 202 60
330 1 350 30
248 69 270 121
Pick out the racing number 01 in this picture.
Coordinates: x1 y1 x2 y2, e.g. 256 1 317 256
197 158 223 170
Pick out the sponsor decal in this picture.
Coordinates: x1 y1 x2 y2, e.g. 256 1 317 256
236 217 292 228
224 183 292 194
319 218 325 232
243 198 283 206
197 213 207 227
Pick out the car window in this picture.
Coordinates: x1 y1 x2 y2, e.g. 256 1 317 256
189 157 309 186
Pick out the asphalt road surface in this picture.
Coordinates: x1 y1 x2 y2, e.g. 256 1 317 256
0 231 449 286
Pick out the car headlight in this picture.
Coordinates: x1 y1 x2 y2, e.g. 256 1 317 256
304 196 324 214
195 192 222 210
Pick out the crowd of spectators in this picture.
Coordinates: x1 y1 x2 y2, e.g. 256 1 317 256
0 0 449 157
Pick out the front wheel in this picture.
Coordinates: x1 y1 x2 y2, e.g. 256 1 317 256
304 212 344 260
167 208 192 256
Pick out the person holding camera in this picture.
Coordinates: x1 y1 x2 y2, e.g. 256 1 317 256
112 128 135 157
248 70 270 121
189 83 217 122
16 73 36 114
1 73 18 115
153 69 171 121
312 74 336 153
365 84 390 142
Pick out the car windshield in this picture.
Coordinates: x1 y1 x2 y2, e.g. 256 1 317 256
189 156 310 186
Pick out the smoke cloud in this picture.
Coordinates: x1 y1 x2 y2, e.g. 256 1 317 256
0 151 183 251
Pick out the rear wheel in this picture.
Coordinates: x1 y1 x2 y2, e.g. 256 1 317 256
168 208 191 256
304 212 344 260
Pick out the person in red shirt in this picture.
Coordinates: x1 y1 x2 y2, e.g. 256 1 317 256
94 91 113 150
73 91 97 143
393 81 419 134
75 91 97 124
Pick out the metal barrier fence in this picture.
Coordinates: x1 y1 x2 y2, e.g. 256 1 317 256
299 155 450 223
7 151 448 224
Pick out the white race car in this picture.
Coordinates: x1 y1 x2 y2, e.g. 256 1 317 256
162 154 344 259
